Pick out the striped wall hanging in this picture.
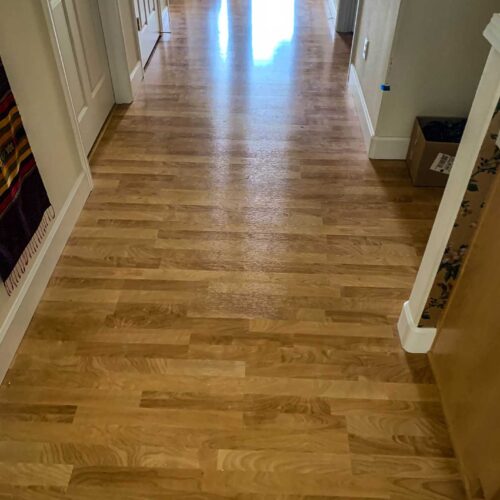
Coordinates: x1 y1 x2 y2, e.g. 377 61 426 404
0 58 54 295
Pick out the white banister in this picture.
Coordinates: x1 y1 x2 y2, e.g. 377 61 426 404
398 14 500 352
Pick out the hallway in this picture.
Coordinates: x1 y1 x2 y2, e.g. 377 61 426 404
0 0 464 498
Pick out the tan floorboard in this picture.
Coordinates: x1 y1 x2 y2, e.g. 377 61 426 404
0 0 464 498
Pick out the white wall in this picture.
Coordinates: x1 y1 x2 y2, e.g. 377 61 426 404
350 0 499 159
377 0 497 139
0 1 91 379
351 0 401 129
0 2 83 210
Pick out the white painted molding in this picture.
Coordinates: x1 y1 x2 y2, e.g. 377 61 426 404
335 0 358 33
98 0 135 103
41 0 93 187
130 60 144 97
157 0 170 34
368 135 410 160
0 173 91 383
398 301 437 353
484 13 500 53
348 64 374 154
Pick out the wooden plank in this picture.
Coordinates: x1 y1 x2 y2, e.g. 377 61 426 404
0 0 461 497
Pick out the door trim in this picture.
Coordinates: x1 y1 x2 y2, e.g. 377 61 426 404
41 0 93 186
157 0 170 34
98 0 144 103
335 0 358 33
135 0 161 67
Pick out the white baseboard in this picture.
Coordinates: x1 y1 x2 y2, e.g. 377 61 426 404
130 60 144 98
398 301 436 353
348 64 374 154
0 173 91 383
368 135 410 160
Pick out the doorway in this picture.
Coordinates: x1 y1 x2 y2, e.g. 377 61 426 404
48 0 114 155
134 0 161 67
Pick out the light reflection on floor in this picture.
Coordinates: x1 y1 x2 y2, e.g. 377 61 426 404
213 0 297 227
217 0 296 65
251 0 295 65
217 0 229 61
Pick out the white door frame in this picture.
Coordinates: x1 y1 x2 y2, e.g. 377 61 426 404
41 0 146 176
134 0 162 67
98 0 144 103
157 0 170 33
41 0 167 176
41 0 93 186
334 0 358 33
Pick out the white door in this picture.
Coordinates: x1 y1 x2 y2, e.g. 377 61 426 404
159 0 171 33
50 0 114 154
334 0 358 33
134 0 161 66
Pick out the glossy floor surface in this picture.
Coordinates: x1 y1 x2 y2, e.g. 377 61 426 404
0 0 465 498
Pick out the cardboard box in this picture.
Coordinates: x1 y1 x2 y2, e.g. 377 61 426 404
406 117 466 187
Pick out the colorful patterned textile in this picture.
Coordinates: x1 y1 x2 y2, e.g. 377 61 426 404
0 59 53 294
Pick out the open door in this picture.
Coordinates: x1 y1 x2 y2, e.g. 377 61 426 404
134 0 161 67
158 0 171 33
431 173 500 499
49 0 114 154
327 0 358 33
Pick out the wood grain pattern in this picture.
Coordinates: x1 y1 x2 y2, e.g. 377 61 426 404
0 0 464 498
431 172 500 498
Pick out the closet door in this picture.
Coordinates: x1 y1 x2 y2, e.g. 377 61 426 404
50 0 114 154
134 0 161 66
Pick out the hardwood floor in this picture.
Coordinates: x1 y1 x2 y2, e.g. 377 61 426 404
0 0 465 498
